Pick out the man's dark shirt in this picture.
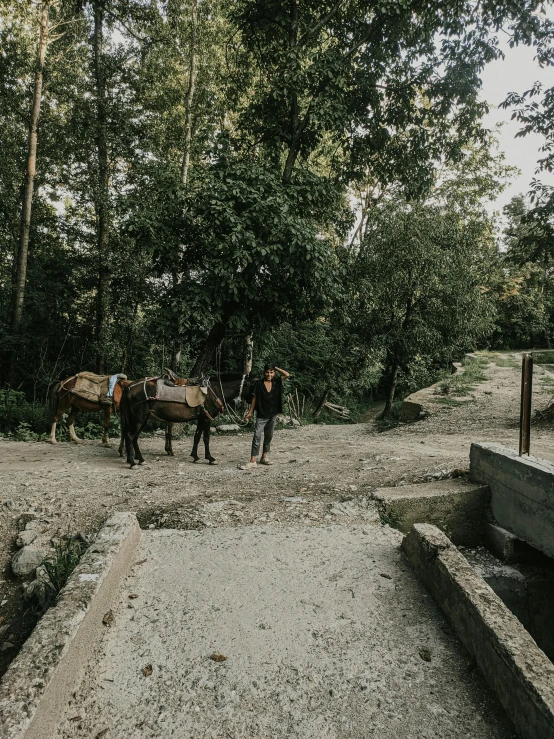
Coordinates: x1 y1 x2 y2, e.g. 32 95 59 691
253 376 283 419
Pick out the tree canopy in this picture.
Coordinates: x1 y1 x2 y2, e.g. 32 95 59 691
1 0 553 425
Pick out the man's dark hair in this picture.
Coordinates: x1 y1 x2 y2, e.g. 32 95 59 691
263 363 275 371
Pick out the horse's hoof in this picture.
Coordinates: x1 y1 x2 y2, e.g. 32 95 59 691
209 459 218 466
102 443 111 448
49 439 57 445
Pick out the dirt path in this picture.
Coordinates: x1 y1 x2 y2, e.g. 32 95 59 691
1 353 553 679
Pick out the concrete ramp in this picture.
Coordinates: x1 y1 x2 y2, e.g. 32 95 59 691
54 525 514 739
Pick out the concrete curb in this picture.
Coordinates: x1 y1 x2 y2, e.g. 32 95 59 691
373 478 488 545
470 442 554 558
402 523 554 739
0 512 141 739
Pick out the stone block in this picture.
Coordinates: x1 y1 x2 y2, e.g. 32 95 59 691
470 443 554 558
402 523 554 739
483 522 519 562
373 478 489 546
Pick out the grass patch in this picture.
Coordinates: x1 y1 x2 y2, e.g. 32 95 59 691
432 397 474 407
531 350 554 365
433 356 488 397
42 537 88 598
379 507 403 530
474 351 520 368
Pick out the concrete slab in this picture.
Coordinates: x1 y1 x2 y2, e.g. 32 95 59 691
402 524 554 739
373 479 489 545
54 524 514 738
470 442 554 558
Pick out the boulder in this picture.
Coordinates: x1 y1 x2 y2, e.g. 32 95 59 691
12 546 49 577
217 424 240 432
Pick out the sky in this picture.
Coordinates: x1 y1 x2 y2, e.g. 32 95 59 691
480 39 554 216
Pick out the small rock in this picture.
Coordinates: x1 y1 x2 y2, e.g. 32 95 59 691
0 641 15 652
12 547 49 577
102 610 114 627
24 580 52 610
217 424 240 432
16 528 38 548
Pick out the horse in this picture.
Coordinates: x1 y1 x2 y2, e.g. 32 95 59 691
167 373 253 462
120 373 252 469
49 374 129 445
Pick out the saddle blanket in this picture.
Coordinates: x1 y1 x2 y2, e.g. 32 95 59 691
155 379 207 407
71 372 111 403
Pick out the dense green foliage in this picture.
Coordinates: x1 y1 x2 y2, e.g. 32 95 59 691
1 0 554 428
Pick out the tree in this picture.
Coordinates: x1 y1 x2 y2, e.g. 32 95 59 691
492 195 554 348
352 201 495 416
228 0 545 190
12 0 51 345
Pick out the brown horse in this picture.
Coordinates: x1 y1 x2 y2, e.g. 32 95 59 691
120 373 252 468
49 375 128 445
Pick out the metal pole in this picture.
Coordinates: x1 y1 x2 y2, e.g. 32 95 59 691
519 354 533 456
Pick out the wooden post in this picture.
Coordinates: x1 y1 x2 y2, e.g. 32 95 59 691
519 354 533 456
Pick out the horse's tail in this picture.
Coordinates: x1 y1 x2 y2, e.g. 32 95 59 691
119 384 131 437
48 381 60 428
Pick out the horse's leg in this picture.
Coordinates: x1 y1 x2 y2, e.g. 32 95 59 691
102 406 111 446
50 408 62 444
165 423 174 456
203 419 217 465
125 416 143 467
132 417 149 466
190 415 202 462
67 407 83 444
50 389 68 444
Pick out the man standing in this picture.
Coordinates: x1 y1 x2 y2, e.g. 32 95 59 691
240 363 290 469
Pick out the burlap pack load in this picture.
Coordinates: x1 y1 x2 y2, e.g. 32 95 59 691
70 372 111 403
155 379 207 407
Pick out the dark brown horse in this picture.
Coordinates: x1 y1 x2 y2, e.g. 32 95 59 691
49 375 129 445
120 373 252 468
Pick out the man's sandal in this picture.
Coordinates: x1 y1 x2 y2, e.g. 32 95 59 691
260 458 273 466
239 461 257 470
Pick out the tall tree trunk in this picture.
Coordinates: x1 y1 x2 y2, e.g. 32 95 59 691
381 296 414 419
190 319 227 377
170 343 181 373
180 0 198 186
243 334 253 376
12 0 51 339
93 3 110 373
381 359 399 419
282 0 300 185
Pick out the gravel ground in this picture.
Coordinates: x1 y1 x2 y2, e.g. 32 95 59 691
55 525 515 739
1 353 554 681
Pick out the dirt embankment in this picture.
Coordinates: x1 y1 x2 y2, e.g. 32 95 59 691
1 352 553 677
